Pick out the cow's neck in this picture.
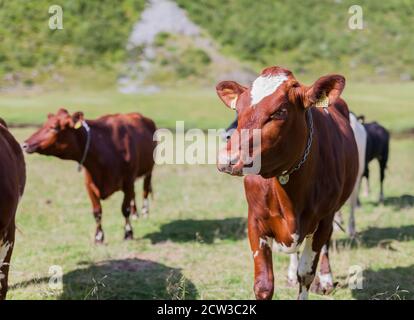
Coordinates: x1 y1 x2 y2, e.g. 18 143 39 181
75 121 113 181
273 111 319 232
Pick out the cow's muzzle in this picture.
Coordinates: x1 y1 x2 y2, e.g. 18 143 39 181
22 142 38 154
217 150 245 176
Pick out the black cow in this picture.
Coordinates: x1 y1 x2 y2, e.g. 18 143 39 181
358 116 390 203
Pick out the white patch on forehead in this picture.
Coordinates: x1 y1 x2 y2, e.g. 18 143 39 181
250 73 288 106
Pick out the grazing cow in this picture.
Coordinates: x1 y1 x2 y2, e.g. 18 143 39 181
357 116 390 203
23 109 156 243
216 66 359 299
0 119 26 299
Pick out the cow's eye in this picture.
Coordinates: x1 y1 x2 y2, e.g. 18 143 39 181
49 126 59 132
270 108 287 120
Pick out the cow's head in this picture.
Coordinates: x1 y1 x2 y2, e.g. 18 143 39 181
216 66 345 178
23 108 85 159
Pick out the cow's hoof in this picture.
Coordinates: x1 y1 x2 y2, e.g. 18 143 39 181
254 280 274 300
141 206 149 219
287 278 298 287
94 231 105 244
310 277 335 295
124 230 133 240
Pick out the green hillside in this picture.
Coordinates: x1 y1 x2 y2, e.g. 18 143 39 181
0 0 144 83
1 0 413 85
176 0 414 80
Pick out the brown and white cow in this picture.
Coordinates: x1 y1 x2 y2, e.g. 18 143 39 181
216 66 359 299
23 109 156 243
0 119 26 299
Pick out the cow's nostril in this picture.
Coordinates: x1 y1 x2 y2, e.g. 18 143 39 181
21 143 28 150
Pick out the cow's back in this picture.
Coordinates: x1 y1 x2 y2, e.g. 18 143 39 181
99 113 156 178
364 122 390 162
310 101 359 214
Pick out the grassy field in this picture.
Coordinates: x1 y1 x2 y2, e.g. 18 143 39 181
4 128 414 300
1 81 413 133
1 80 414 300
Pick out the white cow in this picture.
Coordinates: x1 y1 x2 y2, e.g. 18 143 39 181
344 112 367 237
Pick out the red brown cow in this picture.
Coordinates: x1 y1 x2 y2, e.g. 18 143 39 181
23 109 156 243
216 66 358 299
0 119 26 300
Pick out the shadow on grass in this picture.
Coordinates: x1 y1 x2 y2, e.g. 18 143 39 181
335 225 414 249
144 217 247 244
11 258 198 300
350 265 414 300
381 194 414 209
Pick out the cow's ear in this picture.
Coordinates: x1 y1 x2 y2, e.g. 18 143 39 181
216 81 247 110
304 74 345 108
72 111 85 129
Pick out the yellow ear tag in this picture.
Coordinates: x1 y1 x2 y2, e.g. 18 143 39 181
74 121 82 129
230 96 238 110
315 92 329 109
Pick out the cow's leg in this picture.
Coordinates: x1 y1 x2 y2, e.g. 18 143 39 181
122 181 136 240
297 219 332 300
0 227 15 300
347 178 359 238
378 158 387 204
248 216 274 300
363 168 370 197
312 229 334 294
85 173 104 244
141 173 152 218
287 253 299 286
130 196 138 221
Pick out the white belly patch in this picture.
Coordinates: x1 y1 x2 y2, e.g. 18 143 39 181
259 233 300 254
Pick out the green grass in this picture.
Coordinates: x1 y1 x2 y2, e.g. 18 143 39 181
1 81 414 133
2 82 414 299
177 0 414 79
5 127 414 300
0 0 145 78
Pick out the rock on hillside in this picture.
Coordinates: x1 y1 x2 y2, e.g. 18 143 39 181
118 0 255 94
